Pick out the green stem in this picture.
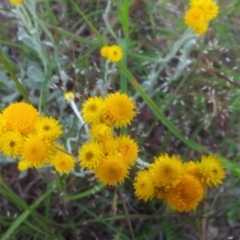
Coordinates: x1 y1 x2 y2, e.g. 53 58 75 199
0 52 31 104
70 0 107 46
118 62 206 153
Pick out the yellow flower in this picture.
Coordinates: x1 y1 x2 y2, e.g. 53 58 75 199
0 131 24 158
165 174 204 212
64 92 75 101
149 154 184 188
184 7 207 33
2 102 38 135
116 135 138 166
82 96 105 124
199 155 226 187
90 123 113 140
51 147 75 174
95 153 129 186
10 0 23 5
200 0 219 21
190 0 205 7
155 187 168 200
22 135 54 168
101 137 118 155
35 116 62 141
183 161 202 181
107 45 123 63
100 46 109 58
104 92 136 128
0 114 7 136
192 21 209 35
78 140 104 170
18 160 30 171
133 170 155 201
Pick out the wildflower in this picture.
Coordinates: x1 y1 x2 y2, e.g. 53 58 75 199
35 116 62 141
192 21 209 35
184 161 202 181
0 115 6 136
149 154 184 188
101 137 118 154
199 155 226 187
107 45 123 63
116 135 138 166
2 102 38 135
104 92 136 128
133 170 155 201
51 147 75 174
10 0 23 5
0 131 24 158
64 92 75 102
82 96 105 124
100 46 109 58
22 135 54 168
184 7 206 30
155 187 168 200
165 174 204 212
95 153 129 186
18 160 30 172
90 123 113 140
190 0 205 7
200 0 219 21
78 140 104 170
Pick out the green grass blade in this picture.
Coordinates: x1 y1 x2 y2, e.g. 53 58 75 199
70 0 107 46
0 180 54 237
2 186 54 239
0 52 31 104
118 62 207 153
66 183 104 201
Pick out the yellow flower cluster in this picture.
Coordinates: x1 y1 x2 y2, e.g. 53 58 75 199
0 102 75 174
78 92 138 185
133 154 226 212
100 45 123 63
184 0 219 34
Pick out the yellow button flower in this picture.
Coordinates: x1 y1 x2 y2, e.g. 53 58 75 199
2 102 38 135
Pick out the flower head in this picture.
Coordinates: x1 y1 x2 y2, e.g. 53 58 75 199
95 153 129 186
22 135 54 168
184 7 207 34
0 131 24 158
101 137 118 154
64 92 75 102
133 170 155 201
116 135 138 166
78 140 104 170
35 116 62 141
82 96 105 124
103 92 136 128
155 187 168 200
200 0 219 21
184 161 202 181
0 115 7 136
10 0 23 5
18 160 30 172
199 155 226 187
107 45 123 63
2 102 38 135
190 0 205 7
90 123 113 140
165 174 204 212
51 147 75 174
192 21 209 35
149 154 184 188
100 46 109 58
